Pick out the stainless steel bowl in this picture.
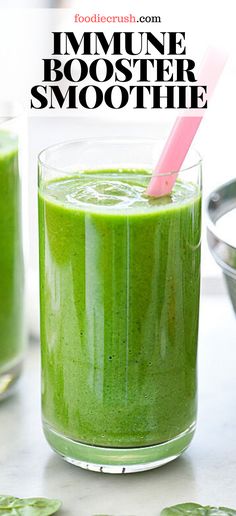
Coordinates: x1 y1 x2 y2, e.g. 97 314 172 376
206 179 236 314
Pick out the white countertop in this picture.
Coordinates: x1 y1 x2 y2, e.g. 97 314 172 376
1 293 236 516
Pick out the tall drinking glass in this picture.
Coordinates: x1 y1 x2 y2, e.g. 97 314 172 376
0 101 25 399
38 138 202 473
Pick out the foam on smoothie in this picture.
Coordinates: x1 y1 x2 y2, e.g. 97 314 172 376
42 170 199 214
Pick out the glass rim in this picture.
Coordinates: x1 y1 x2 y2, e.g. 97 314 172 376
38 137 202 178
0 100 24 124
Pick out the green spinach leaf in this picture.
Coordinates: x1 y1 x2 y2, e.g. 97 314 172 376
161 503 236 516
0 495 61 515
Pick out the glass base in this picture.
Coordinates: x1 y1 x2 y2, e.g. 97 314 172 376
0 361 22 400
43 422 195 474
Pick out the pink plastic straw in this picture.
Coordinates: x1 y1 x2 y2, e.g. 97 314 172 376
146 47 228 197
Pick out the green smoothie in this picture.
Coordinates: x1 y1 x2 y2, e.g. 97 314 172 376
39 170 201 448
0 131 24 376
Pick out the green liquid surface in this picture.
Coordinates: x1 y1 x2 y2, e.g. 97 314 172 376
0 131 24 372
39 170 201 448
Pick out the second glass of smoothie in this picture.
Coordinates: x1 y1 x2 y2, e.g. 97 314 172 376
38 138 202 473
0 102 25 399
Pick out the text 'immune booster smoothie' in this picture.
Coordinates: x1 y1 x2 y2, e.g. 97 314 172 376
38 139 202 473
